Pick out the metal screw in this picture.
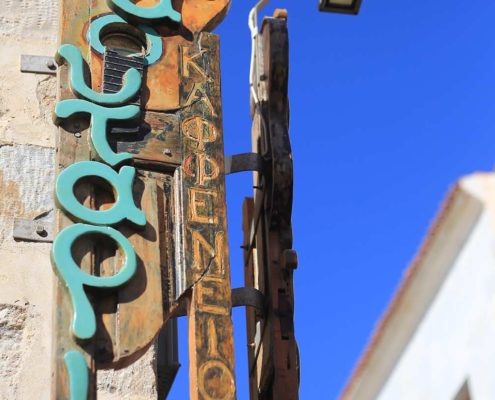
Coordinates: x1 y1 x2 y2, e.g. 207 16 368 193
35 224 46 236
163 148 172 156
46 60 56 70
74 132 82 138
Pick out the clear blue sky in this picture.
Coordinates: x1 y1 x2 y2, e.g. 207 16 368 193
169 0 495 398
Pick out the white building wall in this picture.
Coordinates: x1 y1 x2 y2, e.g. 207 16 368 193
377 179 495 400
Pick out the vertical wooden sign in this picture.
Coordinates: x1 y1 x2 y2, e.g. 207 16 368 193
53 0 236 398
178 35 237 400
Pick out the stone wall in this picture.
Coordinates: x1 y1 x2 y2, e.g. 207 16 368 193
0 1 158 398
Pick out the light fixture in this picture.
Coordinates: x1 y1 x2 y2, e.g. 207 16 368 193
318 0 362 15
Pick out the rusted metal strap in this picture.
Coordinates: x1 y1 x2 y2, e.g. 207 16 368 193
20 55 57 75
173 287 265 318
225 152 263 175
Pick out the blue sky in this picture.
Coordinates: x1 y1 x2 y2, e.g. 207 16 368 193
169 0 495 398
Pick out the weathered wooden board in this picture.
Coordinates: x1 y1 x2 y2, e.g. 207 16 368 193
242 198 260 400
178 33 237 400
244 12 299 400
95 171 173 368
87 0 231 112
55 0 237 398
53 1 96 398
113 111 182 170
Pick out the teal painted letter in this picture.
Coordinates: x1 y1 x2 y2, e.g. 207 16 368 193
52 224 137 340
108 0 181 23
56 44 141 106
55 99 140 166
56 161 146 226
65 351 89 400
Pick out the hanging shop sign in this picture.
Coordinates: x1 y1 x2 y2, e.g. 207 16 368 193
53 0 235 399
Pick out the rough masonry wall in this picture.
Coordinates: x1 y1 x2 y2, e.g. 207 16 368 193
0 1 57 398
0 1 157 398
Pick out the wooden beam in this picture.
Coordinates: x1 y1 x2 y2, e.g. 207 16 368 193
244 12 300 400
178 33 237 400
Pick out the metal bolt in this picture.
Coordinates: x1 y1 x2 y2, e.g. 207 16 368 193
281 249 298 270
163 148 172 156
35 224 46 236
74 132 82 138
46 60 56 70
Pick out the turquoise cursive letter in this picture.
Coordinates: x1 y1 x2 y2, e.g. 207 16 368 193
65 351 89 400
56 161 146 227
52 224 137 340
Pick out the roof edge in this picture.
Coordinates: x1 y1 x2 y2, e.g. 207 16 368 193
340 178 485 399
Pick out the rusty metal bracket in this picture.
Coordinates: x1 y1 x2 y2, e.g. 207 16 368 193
232 287 265 313
225 153 263 175
20 55 57 75
13 211 54 243
173 287 265 317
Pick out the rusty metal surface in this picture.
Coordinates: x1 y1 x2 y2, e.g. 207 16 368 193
225 153 264 175
172 287 265 318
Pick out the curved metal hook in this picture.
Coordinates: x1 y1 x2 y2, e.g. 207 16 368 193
249 0 270 107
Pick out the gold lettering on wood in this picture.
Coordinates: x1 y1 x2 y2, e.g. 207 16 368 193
184 153 220 186
189 188 218 224
197 281 229 315
181 47 209 80
189 229 225 278
181 36 237 400
197 318 236 400
198 359 236 400
183 82 218 117
182 116 218 151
